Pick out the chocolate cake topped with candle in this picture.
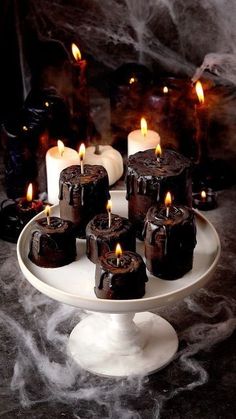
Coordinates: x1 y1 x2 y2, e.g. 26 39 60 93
143 192 196 280
126 147 192 238
86 200 136 263
59 154 109 238
28 206 76 268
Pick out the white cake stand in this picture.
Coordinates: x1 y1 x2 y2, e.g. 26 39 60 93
17 191 220 377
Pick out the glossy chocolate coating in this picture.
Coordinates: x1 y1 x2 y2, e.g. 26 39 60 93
126 148 192 239
86 213 136 263
143 204 196 280
28 216 76 268
59 164 109 238
95 251 148 299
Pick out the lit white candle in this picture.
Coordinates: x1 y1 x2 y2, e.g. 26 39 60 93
79 143 86 175
46 140 79 204
128 117 161 157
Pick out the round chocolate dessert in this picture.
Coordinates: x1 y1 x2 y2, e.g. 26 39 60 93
126 148 192 238
59 165 109 238
143 204 196 280
95 250 148 300
28 216 76 268
86 213 136 263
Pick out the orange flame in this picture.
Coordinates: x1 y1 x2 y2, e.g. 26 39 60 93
115 243 122 258
45 205 51 217
141 117 148 136
163 86 168 94
57 140 65 157
164 191 172 207
201 190 207 199
106 199 112 212
79 143 86 160
195 81 204 104
26 183 33 202
71 43 82 61
129 76 137 84
155 144 162 158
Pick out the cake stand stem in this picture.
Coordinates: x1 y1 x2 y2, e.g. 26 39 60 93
68 311 178 377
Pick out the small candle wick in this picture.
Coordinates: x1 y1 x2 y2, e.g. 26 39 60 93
80 158 84 175
156 156 160 164
47 215 50 226
108 210 111 229
166 206 170 218
117 255 121 267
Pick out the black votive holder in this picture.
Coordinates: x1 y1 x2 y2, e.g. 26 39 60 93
192 189 218 211
0 199 43 243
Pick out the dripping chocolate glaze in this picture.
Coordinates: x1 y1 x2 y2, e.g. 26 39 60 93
126 149 192 199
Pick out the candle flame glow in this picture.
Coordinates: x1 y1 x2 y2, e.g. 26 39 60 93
163 86 168 93
79 143 86 160
106 199 112 212
195 81 204 104
22 125 28 131
71 43 82 61
164 191 172 207
26 183 33 202
45 205 51 217
57 140 65 157
141 117 148 136
155 144 162 158
201 190 207 199
129 76 137 84
115 243 122 258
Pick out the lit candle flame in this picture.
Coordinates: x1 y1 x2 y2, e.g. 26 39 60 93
201 190 207 199
45 205 51 225
129 76 137 84
141 117 148 136
107 199 112 228
45 101 49 107
155 144 162 159
195 81 204 104
71 43 82 61
164 192 172 218
57 140 65 157
115 243 122 266
163 86 168 94
79 143 86 175
106 199 112 212
22 125 28 132
26 183 33 202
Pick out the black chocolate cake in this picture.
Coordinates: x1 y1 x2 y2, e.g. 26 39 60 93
126 148 192 238
28 216 76 268
95 250 148 299
143 204 196 279
59 165 109 237
86 213 136 263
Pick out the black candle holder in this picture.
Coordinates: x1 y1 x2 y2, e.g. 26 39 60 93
0 198 43 243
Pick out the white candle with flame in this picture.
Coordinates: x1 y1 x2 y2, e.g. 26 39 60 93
115 243 122 267
128 117 160 156
79 143 86 175
46 140 79 205
165 191 172 218
45 205 51 226
106 199 112 228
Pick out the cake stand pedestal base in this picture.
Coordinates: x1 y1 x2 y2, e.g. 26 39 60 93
68 311 178 377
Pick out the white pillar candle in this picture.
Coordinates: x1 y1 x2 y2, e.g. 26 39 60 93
46 141 79 204
128 118 161 157
85 145 123 185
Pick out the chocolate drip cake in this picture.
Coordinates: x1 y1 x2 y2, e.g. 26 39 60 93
28 216 76 268
86 213 136 263
95 251 148 299
143 204 196 280
59 165 109 238
126 149 192 238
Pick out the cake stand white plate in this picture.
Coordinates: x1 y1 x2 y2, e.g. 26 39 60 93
17 191 220 377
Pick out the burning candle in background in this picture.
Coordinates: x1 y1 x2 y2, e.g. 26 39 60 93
193 189 218 210
127 117 161 156
194 80 209 165
46 140 79 205
106 199 112 228
17 183 43 215
71 42 89 115
79 143 86 175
